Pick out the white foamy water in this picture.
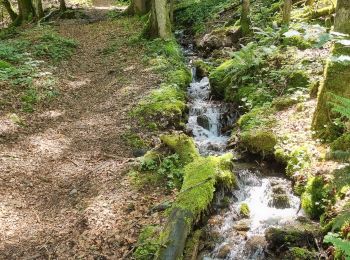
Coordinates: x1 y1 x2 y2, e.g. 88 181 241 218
186 68 232 155
209 169 302 259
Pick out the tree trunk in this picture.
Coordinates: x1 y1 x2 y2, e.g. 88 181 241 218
125 0 150 15
59 0 66 12
144 0 171 39
312 0 350 138
241 0 250 36
1 0 18 21
334 0 350 34
33 0 44 18
15 0 35 25
282 0 292 25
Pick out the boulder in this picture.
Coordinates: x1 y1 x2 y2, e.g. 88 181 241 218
233 219 251 231
217 244 231 258
270 193 291 209
197 26 242 52
197 115 210 130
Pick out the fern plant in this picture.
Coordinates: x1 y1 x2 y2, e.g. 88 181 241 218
329 94 350 120
324 232 350 258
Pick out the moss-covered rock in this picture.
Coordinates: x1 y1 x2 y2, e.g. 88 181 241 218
133 84 186 129
265 224 321 252
240 203 250 218
160 133 200 165
240 130 277 156
301 176 331 220
271 96 301 111
183 229 202 260
283 35 313 50
193 59 214 78
282 247 318 260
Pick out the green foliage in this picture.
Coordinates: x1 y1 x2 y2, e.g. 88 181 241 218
133 226 160 260
139 153 184 190
283 35 313 50
33 32 77 61
330 94 350 120
121 131 147 149
175 0 236 33
324 233 350 259
286 146 311 177
331 133 350 152
301 176 331 220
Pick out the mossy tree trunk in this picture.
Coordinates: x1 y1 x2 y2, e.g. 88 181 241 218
125 0 150 15
282 0 292 25
14 0 35 25
33 0 44 19
1 0 18 21
241 0 250 36
59 0 66 12
144 0 172 39
312 0 350 138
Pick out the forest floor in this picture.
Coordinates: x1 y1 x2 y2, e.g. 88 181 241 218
0 7 169 259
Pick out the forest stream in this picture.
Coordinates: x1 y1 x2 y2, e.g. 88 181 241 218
184 44 303 259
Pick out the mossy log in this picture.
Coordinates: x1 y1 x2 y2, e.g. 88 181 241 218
303 6 335 19
156 134 235 259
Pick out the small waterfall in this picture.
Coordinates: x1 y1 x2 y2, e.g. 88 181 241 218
186 65 233 155
207 169 302 259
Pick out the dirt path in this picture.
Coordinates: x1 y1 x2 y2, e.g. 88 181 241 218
0 11 166 259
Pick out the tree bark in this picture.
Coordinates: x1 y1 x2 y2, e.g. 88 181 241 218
125 0 150 15
241 0 250 36
33 0 44 18
282 0 292 25
15 0 35 25
312 0 350 138
334 0 350 34
1 0 18 21
59 0 66 12
144 0 171 39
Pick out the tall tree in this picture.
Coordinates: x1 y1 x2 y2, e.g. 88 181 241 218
241 0 250 36
59 0 66 12
1 0 18 21
312 0 350 138
33 0 44 18
126 0 150 15
144 0 171 39
15 0 36 25
282 0 292 25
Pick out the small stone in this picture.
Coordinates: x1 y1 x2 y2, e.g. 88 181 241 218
69 188 78 195
197 115 210 130
217 244 231 258
233 219 251 231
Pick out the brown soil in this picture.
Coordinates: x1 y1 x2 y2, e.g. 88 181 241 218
0 10 168 259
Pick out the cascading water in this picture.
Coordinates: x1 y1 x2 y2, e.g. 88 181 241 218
185 55 302 259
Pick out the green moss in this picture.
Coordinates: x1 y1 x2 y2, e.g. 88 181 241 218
240 203 250 218
287 247 318 259
237 105 276 131
283 35 313 50
133 84 186 128
193 59 214 78
0 60 12 69
167 68 191 89
133 225 160 260
301 176 331 220
183 229 202 259
312 41 350 138
121 131 147 149
240 130 277 156
286 70 310 90
160 133 200 165
271 96 300 111
331 133 350 152
209 59 235 99
175 153 234 216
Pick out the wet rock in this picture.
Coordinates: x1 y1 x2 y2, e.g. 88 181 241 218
233 219 251 231
245 236 267 255
270 194 291 209
132 148 147 157
197 115 210 130
265 224 321 252
217 244 231 258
